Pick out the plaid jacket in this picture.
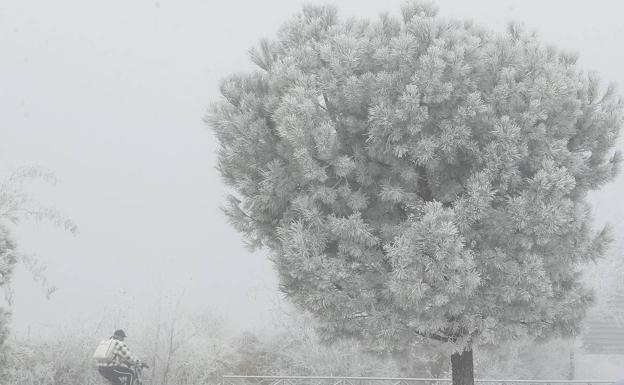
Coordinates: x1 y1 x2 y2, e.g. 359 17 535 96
97 338 141 368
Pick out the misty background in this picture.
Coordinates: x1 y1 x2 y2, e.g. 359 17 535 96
2 0 624 343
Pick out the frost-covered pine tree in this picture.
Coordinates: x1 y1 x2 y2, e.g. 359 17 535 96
207 3 623 384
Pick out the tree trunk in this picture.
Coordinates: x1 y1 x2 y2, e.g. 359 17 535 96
451 348 474 385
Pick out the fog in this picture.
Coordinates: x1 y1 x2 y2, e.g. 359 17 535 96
2 0 624 341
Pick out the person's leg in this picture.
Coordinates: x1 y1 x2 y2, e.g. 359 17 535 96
111 366 135 385
98 367 124 385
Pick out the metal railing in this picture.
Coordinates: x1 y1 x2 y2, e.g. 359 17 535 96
223 375 617 385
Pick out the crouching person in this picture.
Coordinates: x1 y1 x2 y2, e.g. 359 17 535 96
94 329 148 385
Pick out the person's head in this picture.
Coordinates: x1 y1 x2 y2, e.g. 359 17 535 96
112 329 126 341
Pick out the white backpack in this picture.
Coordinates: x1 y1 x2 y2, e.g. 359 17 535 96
93 339 116 364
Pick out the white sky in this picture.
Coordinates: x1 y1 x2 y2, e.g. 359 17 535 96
2 0 624 338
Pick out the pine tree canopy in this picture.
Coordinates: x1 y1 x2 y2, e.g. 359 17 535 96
207 2 623 354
